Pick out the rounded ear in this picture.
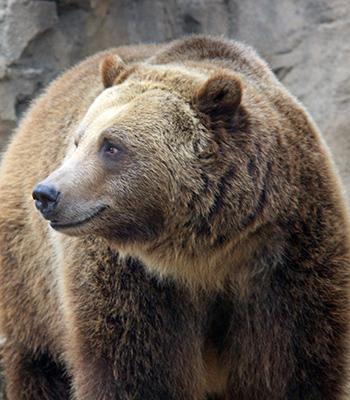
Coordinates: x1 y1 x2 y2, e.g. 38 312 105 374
100 55 126 89
194 73 242 121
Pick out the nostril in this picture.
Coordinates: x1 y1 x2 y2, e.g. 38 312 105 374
32 183 61 215
33 183 59 203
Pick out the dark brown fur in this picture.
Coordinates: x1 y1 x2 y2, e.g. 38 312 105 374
0 36 349 399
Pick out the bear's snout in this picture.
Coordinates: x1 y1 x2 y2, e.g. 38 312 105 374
32 182 61 217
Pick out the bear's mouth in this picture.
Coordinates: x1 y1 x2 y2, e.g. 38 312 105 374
50 205 107 231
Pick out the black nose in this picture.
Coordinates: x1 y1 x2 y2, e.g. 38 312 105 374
32 183 61 216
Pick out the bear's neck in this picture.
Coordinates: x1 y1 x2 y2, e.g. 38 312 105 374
125 226 284 292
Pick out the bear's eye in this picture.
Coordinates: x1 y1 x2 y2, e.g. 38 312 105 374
100 140 122 159
107 146 118 154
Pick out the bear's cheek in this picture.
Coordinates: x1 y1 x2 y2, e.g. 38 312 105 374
95 204 166 244
100 180 169 243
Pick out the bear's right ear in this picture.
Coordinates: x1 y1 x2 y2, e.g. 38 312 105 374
194 73 242 122
100 55 126 89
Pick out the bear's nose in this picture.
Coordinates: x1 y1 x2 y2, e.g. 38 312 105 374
32 183 61 216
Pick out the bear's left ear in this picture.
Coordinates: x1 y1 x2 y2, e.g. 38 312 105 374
100 55 126 89
194 73 242 122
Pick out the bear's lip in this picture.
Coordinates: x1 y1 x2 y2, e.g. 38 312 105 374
49 205 107 231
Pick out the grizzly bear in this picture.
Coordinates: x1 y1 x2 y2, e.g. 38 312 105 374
0 35 349 400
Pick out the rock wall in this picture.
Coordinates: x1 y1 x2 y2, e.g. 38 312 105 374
0 0 349 202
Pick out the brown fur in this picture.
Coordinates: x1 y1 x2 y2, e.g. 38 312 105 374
0 36 350 399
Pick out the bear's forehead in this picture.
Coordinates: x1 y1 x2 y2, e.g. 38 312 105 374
86 69 201 117
84 62 209 125
129 63 208 91
77 83 198 145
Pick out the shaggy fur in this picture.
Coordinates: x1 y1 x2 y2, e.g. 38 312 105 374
0 36 349 399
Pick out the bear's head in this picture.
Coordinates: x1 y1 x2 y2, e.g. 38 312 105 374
33 53 295 288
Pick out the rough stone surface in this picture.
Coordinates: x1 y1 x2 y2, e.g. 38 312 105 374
0 0 349 396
